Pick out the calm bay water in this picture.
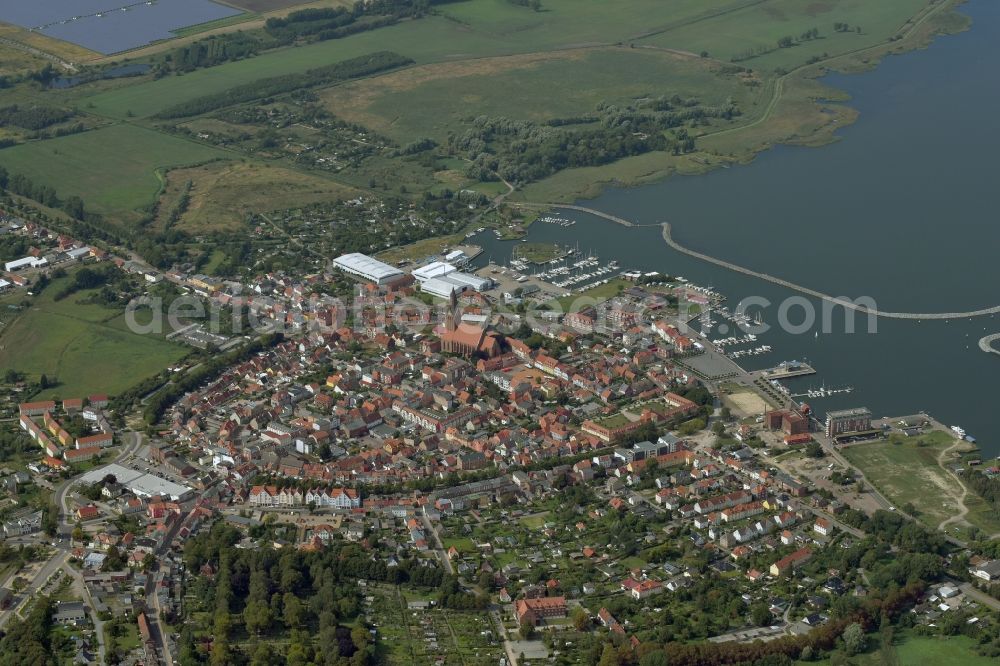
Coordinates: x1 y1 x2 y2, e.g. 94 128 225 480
476 0 1000 457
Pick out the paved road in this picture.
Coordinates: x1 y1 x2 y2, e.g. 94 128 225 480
64 561 106 663
0 433 146 642
0 551 68 629
489 607 519 666
420 513 454 576
958 582 1000 612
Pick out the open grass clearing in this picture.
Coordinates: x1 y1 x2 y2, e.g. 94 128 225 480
170 12 263 38
636 0 933 71
513 242 564 264
80 0 762 120
160 161 360 234
0 124 229 227
0 43 49 77
0 272 187 398
320 47 759 144
375 231 469 265
519 513 549 530
81 17 529 120
803 630 997 666
0 22 99 65
547 278 629 312
840 430 997 531
435 0 756 48
721 384 768 417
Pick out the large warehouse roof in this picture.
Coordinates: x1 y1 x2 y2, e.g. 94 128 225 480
445 272 492 291
80 463 193 501
332 253 403 283
412 261 457 282
420 276 461 299
419 272 493 298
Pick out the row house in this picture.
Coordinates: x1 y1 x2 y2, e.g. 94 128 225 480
770 547 812 576
305 487 361 509
720 501 765 523
693 490 752 515
64 446 101 464
77 432 113 449
18 401 56 416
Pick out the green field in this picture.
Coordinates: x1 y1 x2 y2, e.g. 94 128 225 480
806 631 997 666
842 431 1000 534
0 124 229 225
321 47 757 144
637 0 932 71
514 243 565 265
0 275 187 398
841 432 959 527
0 0 963 222
548 278 629 312
76 0 950 123
81 0 756 119
519 513 548 529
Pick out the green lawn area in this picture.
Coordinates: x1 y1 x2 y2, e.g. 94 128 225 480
48 0 953 208
113 622 142 652
0 274 187 398
893 634 996 666
170 12 261 38
321 46 756 144
548 278 630 312
841 430 1000 533
636 0 932 71
514 243 564 265
80 0 756 120
805 631 997 666
594 412 633 429
440 537 476 554
0 124 229 226
519 513 549 530
619 556 648 570
81 18 520 120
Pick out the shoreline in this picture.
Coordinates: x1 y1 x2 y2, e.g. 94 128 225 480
510 0 972 205
507 203 1000 323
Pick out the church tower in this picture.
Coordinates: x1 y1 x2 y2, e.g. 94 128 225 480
445 289 458 332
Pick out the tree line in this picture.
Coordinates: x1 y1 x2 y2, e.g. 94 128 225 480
453 92 739 185
0 165 91 223
961 468 1000 515
156 51 413 119
0 104 74 131
157 0 449 75
0 598 57 666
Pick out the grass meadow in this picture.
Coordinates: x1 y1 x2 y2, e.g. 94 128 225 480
803 631 997 666
0 124 229 226
0 272 187 398
158 161 360 234
636 0 933 70
321 47 757 143
78 0 767 120
842 430 1000 534
0 0 960 211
